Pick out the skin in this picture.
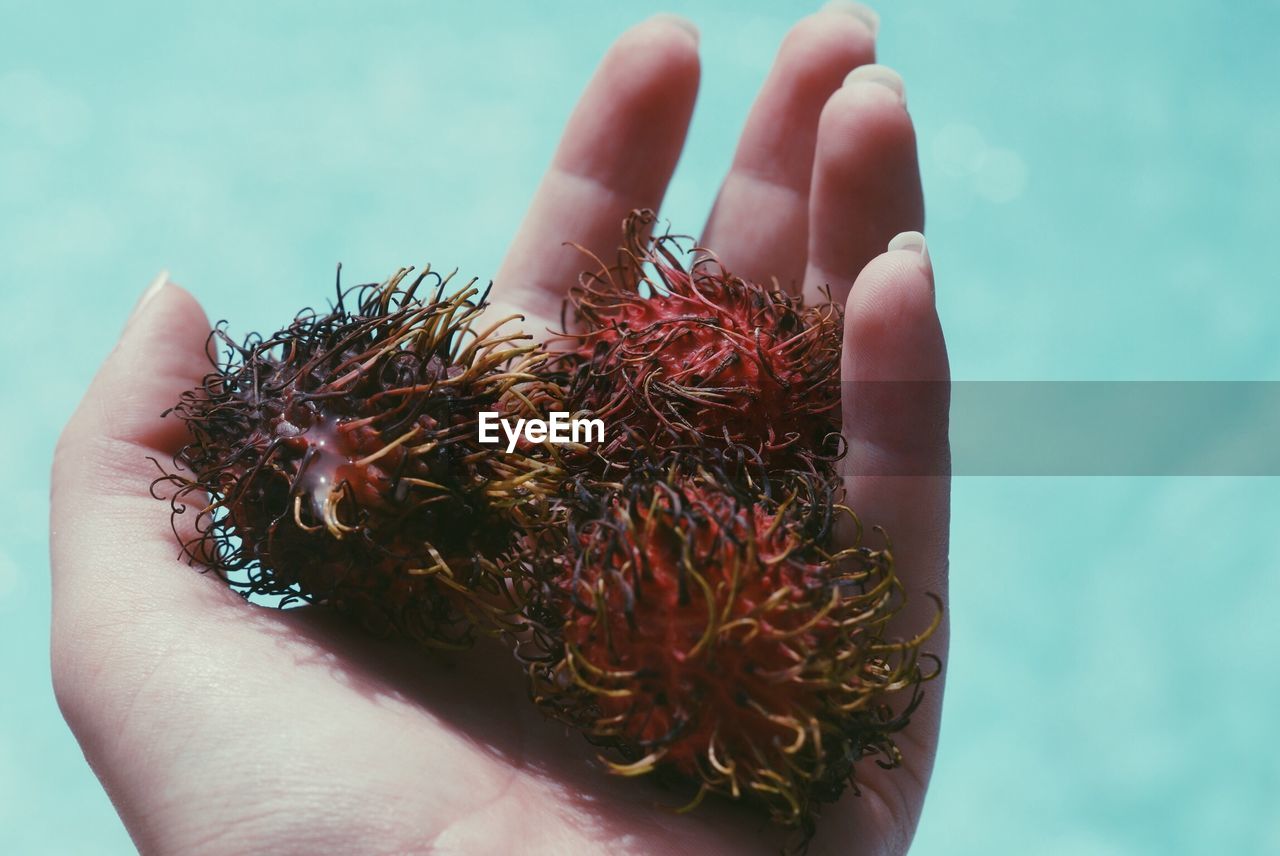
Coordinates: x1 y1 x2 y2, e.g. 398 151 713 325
50 8 949 855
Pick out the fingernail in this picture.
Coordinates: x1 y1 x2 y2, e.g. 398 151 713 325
129 269 169 325
822 0 880 37
888 230 931 275
844 64 905 105
651 13 699 45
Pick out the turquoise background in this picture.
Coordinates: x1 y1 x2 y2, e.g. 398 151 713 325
3 1 1279 852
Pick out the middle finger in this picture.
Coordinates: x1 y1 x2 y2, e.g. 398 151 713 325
700 3 877 291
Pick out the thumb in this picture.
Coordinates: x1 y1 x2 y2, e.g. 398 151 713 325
50 274 238 724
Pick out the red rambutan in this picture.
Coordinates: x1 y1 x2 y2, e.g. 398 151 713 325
521 460 939 832
558 210 843 475
155 266 562 647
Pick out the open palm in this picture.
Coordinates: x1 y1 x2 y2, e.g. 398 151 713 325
51 9 949 854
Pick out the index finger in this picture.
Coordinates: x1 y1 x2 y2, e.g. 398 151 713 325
492 15 700 334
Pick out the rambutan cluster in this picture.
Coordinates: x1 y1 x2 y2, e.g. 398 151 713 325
156 214 939 841
156 266 562 647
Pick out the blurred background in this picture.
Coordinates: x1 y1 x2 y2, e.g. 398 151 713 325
3 0 1279 852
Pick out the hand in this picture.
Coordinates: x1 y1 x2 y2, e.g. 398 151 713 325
51 8 948 854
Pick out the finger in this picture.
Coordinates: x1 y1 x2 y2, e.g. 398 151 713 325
494 15 700 330
832 237 949 847
50 277 241 704
841 236 946 481
802 64 923 307
700 2 877 291
840 236 948 632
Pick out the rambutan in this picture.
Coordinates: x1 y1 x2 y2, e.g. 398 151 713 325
145 219 942 842
558 210 843 475
520 459 939 832
155 266 562 647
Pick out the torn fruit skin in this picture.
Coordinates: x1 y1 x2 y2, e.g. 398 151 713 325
154 266 562 648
